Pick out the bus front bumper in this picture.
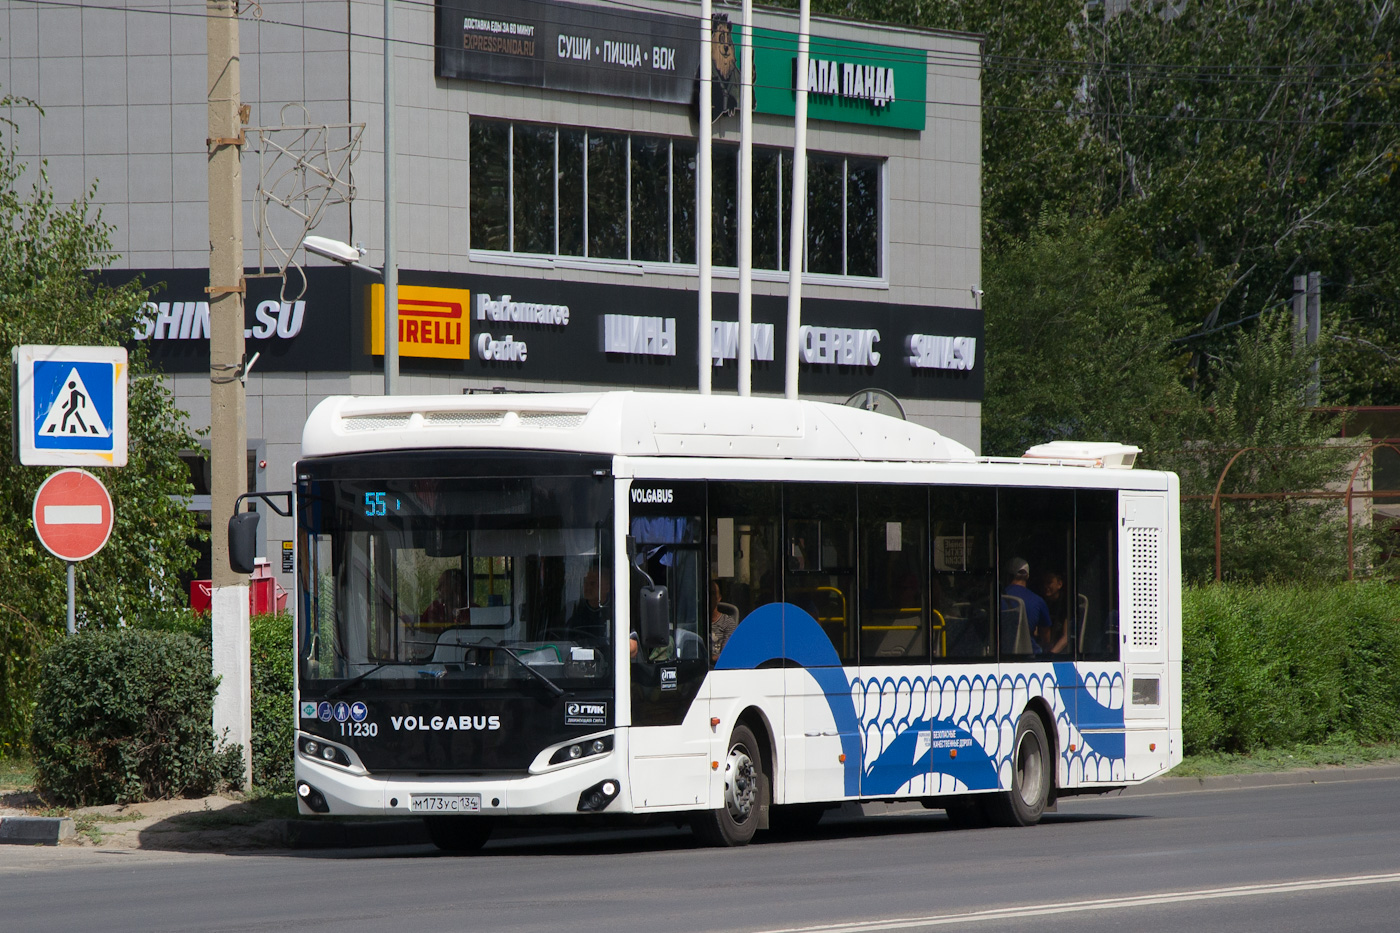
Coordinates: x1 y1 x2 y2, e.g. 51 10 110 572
294 752 629 818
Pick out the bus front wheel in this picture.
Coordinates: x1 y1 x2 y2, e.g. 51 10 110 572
987 711 1050 827
692 724 764 847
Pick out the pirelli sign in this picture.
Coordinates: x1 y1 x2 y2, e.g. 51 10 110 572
368 285 471 360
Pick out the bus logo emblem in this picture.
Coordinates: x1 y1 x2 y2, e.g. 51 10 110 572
565 701 608 725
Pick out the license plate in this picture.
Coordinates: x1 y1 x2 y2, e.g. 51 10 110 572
410 793 482 813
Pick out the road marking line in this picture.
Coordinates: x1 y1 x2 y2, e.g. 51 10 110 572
748 871 1400 933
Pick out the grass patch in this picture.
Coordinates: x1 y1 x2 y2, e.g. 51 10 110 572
73 810 147 844
0 756 34 791
1174 738 1400 778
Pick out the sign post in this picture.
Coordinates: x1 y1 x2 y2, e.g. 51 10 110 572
32 468 115 634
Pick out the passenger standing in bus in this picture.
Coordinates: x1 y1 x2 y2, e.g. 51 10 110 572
1004 558 1053 656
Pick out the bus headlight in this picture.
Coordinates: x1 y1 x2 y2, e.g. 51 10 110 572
299 735 351 767
548 734 614 765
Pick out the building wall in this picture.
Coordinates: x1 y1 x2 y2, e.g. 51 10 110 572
4 0 984 597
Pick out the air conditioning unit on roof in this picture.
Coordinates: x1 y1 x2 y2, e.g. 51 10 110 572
1022 441 1141 469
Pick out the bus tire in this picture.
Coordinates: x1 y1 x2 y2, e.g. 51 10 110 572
692 724 764 847
987 711 1050 827
424 816 494 852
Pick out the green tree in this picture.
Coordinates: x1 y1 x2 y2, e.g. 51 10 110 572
0 97 204 757
1155 314 1356 583
981 212 1194 456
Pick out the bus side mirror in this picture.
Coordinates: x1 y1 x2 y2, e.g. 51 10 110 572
228 511 260 575
638 586 669 649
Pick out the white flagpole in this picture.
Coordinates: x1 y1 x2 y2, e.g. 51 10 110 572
698 0 713 394
738 0 754 396
784 0 810 400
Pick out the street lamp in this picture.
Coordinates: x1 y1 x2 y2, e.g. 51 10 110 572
303 235 397 394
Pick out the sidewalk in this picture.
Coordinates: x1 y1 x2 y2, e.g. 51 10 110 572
3 759 1398 852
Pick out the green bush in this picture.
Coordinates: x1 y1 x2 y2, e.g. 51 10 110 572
126 609 295 793
1183 581 1400 754
30 629 242 806
251 612 294 792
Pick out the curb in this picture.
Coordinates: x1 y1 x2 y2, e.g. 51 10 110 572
0 816 75 846
274 818 429 849
1120 761 1400 797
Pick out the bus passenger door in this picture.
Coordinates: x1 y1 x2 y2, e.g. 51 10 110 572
626 482 711 809
1119 494 1170 781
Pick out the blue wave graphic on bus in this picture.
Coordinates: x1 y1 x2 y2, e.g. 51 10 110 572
1053 661 1126 760
861 718 999 795
715 602 864 795
716 605 1128 795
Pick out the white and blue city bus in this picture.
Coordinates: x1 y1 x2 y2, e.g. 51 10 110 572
256 391 1180 850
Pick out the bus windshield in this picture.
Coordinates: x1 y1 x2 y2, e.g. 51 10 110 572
297 469 613 695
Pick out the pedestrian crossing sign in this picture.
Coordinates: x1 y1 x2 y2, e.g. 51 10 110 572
13 345 128 467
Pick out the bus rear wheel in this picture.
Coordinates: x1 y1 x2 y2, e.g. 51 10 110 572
424 816 494 852
987 711 1050 827
692 724 764 847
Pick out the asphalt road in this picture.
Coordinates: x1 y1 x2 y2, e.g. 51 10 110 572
3 769 1399 933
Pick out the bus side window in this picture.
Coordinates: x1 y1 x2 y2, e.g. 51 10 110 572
998 488 1074 660
786 484 857 664
858 485 930 664
709 482 782 629
931 486 997 661
1076 490 1120 661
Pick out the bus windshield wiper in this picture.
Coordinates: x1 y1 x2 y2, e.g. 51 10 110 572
487 643 566 697
324 661 418 699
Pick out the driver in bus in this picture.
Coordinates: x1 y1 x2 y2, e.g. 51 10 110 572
566 564 612 640
421 568 468 633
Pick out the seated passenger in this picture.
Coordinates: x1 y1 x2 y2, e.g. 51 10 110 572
1033 570 1070 655
1003 557 1053 656
709 580 738 662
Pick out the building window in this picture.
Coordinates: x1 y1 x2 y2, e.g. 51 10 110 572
468 118 883 279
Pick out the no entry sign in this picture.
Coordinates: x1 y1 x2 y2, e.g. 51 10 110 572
33 469 114 562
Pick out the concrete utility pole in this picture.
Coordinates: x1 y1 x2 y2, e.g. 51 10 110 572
208 0 252 789
1307 270 1321 408
1292 271 1322 407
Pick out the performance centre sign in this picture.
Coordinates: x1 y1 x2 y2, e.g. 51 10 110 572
107 267 982 403
434 0 701 104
